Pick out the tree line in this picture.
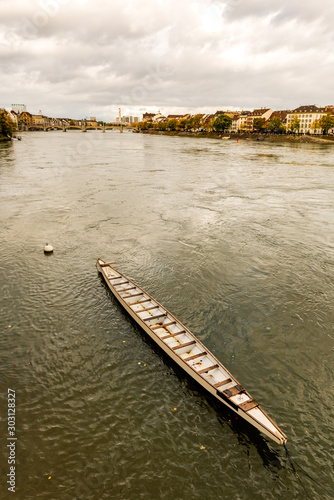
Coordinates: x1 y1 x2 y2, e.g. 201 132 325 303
134 113 334 135
0 110 14 138
135 114 232 133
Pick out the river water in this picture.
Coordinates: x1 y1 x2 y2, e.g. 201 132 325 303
0 131 333 499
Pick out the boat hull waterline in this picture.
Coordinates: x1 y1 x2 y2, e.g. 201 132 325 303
97 258 287 445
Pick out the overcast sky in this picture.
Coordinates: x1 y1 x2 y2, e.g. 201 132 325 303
1 0 334 120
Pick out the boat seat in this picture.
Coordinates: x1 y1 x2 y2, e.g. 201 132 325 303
184 351 207 362
151 321 176 330
136 305 158 313
129 298 151 305
118 286 137 292
223 385 244 397
161 331 186 340
162 321 177 328
238 399 259 412
214 378 232 388
143 313 167 322
197 364 219 375
115 281 129 286
172 340 196 351
124 292 143 298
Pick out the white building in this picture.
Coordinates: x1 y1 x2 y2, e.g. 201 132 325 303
152 112 166 123
230 115 239 132
233 112 250 132
286 105 327 134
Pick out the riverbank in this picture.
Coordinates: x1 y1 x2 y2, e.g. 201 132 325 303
0 134 11 142
138 130 334 144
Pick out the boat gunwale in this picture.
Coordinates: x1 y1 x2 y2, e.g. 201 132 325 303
97 258 287 444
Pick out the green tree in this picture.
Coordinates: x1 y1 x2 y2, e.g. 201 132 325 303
267 117 285 133
140 119 152 130
166 118 177 130
319 114 334 135
310 119 321 133
0 111 13 137
212 114 232 132
289 115 300 134
190 114 203 130
205 118 215 131
185 117 194 130
253 118 266 132
177 118 187 130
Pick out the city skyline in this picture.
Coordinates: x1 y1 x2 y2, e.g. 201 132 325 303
1 0 334 121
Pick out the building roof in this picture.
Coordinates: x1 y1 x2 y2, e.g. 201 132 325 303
292 105 326 113
270 110 290 121
143 112 155 120
324 105 334 114
154 115 167 122
214 110 234 117
201 114 215 123
249 108 271 116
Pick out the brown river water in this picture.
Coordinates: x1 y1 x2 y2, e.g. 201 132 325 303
0 131 333 499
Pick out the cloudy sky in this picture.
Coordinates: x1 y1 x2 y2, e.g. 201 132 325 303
1 0 334 120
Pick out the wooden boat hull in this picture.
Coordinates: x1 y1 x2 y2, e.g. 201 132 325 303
97 258 287 445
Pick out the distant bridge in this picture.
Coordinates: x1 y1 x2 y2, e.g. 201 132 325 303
20 123 129 132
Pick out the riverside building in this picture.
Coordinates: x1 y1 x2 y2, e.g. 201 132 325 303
286 105 327 134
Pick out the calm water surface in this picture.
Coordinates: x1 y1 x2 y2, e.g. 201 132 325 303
0 131 333 499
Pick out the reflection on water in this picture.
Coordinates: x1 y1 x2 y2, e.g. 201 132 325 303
0 131 333 499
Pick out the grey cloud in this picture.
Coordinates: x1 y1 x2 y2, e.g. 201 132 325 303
0 0 333 120
225 0 334 24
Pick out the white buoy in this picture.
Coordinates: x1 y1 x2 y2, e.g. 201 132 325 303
44 243 53 253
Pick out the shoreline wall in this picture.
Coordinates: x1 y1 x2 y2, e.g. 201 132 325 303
138 130 334 144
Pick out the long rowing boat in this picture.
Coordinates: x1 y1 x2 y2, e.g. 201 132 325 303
97 258 287 445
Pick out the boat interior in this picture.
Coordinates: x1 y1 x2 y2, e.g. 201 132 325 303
99 259 287 443
104 265 255 410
